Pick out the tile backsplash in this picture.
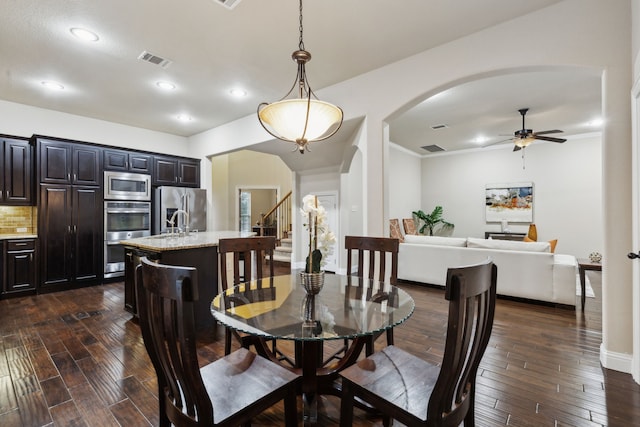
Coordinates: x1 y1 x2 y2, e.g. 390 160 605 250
0 206 37 234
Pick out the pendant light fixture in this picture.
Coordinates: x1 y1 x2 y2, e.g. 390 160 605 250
257 0 343 154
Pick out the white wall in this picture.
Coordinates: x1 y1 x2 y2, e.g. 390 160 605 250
413 135 603 259
210 155 230 231
388 143 422 223
0 99 188 155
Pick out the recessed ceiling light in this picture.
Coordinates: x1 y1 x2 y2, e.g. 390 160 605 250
41 81 65 90
177 114 193 122
156 81 176 90
473 136 488 144
70 27 99 42
588 118 604 127
229 88 247 97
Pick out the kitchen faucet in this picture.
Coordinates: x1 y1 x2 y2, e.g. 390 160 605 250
169 209 190 236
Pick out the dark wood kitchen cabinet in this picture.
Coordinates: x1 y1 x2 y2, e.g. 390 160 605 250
103 148 152 173
152 155 200 187
123 247 160 316
38 184 102 292
3 239 37 297
1 135 33 205
37 137 101 186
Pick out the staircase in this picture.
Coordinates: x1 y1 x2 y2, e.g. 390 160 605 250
259 191 292 265
272 235 292 264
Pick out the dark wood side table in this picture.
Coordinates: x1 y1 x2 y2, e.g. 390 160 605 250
577 258 602 311
484 232 526 241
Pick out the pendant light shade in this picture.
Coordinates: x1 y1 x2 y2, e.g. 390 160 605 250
515 136 535 148
258 99 343 143
257 0 343 154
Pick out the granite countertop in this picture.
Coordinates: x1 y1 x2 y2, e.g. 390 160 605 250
120 230 255 252
0 233 38 240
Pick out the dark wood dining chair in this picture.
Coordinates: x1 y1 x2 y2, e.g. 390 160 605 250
218 236 285 359
345 235 399 356
135 256 299 427
339 259 497 427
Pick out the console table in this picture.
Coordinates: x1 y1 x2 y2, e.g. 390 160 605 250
577 258 601 311
484 232 526 241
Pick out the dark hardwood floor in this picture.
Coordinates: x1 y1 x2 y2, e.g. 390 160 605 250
1 266 639 426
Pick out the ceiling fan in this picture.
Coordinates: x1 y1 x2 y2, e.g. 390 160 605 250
502 108 567 151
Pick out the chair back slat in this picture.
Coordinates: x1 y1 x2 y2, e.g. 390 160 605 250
136 257 214 426
345 236 399 285
219 237 276 290
428 259 497 426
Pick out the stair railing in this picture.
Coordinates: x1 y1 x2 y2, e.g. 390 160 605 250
258 191 292 242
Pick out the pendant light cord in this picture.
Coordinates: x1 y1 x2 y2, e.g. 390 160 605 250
298 0 305 51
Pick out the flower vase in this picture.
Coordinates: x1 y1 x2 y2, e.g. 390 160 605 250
299 271 325 295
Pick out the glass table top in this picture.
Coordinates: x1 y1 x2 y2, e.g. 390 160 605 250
210 272 415 341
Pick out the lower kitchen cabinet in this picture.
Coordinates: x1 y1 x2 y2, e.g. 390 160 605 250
2 238 37 297
123 247 160 316
39 184 102 292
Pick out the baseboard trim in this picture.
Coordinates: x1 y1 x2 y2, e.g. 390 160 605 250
600 343 633 373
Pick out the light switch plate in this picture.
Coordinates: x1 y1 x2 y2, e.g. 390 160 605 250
16 227 27 232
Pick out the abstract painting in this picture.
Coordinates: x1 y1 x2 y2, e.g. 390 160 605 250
485 182 534 223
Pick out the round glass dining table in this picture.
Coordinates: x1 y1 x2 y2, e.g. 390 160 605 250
210 272 415 423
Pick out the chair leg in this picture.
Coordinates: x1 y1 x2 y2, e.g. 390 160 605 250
224 328 232 355
365 335 374 356
283 387 298 427
339 380 355 427
386 328 394 346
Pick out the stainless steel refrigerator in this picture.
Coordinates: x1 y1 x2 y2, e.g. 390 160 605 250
153 186 207 234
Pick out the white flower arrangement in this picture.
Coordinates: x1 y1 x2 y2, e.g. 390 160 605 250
301 194 336 273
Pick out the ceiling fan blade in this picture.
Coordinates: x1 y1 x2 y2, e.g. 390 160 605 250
534 135 566 143
513 145 522 152
533 129 563 135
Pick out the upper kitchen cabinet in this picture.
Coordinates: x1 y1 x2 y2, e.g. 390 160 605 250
104 148 152 174
152 155 200 187
1 135 33 205
35 136 101 186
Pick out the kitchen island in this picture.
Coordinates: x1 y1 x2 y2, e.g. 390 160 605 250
121 231 254 329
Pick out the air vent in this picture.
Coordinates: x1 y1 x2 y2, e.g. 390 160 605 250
421 144 445 153
430 124 449 130
214 0 242 10
138 51 173 69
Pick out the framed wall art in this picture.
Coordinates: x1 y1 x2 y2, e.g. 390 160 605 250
485 182 534 223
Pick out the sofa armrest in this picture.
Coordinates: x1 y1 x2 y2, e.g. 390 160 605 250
553 254 578 305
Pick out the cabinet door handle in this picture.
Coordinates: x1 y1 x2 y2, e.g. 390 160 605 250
68 225 71 233
14 243 27 246
73 225 77 233
67 173 71 181
30 253 33 261
74 173 77 182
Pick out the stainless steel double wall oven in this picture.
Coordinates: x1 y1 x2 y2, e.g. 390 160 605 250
103 172 151 278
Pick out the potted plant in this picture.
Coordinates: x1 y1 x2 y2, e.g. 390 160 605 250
412 206 454 236
300 195 336 293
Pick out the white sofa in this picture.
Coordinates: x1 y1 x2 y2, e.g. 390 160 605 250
397 235 578 307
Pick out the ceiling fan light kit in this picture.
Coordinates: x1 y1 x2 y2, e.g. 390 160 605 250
257 0 343 154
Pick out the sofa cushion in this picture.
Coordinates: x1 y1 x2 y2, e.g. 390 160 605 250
403 234 467 247
467 237 551 253
525 236 558 253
